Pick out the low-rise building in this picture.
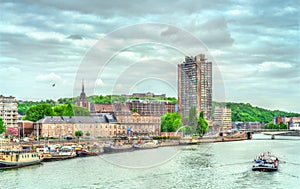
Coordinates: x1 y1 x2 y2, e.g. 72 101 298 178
34 114 125 138
113 101 164 136
245 122 263 130
274 116 300 130
91 104 114 114
121 92 166 98
17 120 34 137
232 122 264 130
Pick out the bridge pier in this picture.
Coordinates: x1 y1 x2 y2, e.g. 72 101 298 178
246 132 252 140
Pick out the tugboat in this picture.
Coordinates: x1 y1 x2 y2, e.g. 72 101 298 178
252 152 279 172
0 149 43 169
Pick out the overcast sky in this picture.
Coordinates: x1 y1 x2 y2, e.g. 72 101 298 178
0 0 299 112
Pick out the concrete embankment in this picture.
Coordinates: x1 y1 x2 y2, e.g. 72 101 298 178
1 133 249 149
198 132 248 143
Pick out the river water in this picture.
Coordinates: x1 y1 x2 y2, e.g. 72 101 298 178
1 134 299 189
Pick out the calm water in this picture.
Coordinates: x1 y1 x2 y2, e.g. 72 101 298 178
1 134 300 189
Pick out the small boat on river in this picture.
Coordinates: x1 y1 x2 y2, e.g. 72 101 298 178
103 144 133 153
0 150 43 169
252 152 279 172
179 138 198 145
76 148 103 157
133 141 159 149
75 144 103 157
42 146 76 162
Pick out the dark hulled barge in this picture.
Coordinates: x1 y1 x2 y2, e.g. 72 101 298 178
0 150 43 169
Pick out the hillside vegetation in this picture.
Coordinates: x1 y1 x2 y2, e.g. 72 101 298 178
18 97 299 123
213 102 300 123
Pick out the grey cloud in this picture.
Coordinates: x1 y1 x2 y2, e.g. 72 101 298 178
255 65 300 80
160 27 179 37
18 0 230 17
1 0 299 112
186 17 235 48
67 34 83 40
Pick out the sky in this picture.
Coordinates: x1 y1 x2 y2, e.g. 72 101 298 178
0 0 299 112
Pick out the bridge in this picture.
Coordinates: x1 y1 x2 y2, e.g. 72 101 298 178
239 129 300 139
239 129 298 133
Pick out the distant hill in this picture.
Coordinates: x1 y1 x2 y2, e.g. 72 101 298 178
18 97 299 123
213 101 300 123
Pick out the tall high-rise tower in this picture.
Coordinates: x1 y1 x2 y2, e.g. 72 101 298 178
178 54 212 122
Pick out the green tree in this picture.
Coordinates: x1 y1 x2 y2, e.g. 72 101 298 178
196 111 208 136
161 112 182 132
279 122 288 129
0 118 6 134
75 130 83 137
85 132 90 136
182 126 194 135
53 104 76 116
75 130 83 143
264 122 287 130
53 104 65 116
74 106 90 116
264 122 274 129
23 104 54 122
63 103 74 116
188 106 198 133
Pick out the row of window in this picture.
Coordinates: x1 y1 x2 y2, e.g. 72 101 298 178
21 154 39 158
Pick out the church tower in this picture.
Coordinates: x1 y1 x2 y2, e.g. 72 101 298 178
76 80 90 111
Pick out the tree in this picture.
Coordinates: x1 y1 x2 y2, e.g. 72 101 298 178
6 127 18 138
161 112 182 132
63 103 74 116
85 132 90 136
53 104 74 116
196 111 208 136
279 122 288 129
74 106 90 116
265 122 287 130
75 130 83 137
75 130 83 143
264 122 274 129
53 104 65 116
188 106 198 133
23 104 54 122
0 118 6 134
182 126 194 135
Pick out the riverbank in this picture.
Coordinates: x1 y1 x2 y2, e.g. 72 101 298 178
0 132 249 150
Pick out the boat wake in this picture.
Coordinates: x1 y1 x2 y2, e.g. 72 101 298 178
279 160 300 166
215 161 251 168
